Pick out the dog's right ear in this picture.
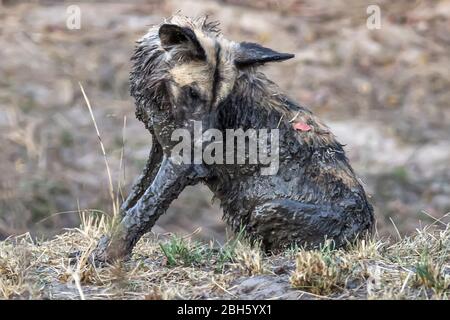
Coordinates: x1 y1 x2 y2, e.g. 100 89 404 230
159 24 206 60
234 42 294 67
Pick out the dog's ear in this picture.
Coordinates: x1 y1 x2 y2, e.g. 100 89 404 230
234 42 294 67
159 24 206 60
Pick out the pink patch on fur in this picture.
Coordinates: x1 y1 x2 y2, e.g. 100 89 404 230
293 121 312 132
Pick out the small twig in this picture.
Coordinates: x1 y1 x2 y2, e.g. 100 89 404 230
389 217 402 241
116 116 127 205
79 82 117 217
288 111 301 123
276 115 284 128
400 271 413 294
35 209 107 225
72 270 86 300
421 210 450 227
211 278 237 298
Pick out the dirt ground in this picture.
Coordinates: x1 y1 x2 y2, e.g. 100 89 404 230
0 0 449 243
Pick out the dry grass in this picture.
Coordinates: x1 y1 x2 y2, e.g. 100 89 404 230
289 224 450 299
233 240 265 276
0 211 449 300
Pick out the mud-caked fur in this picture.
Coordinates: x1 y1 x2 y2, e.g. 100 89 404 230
95 16 375 262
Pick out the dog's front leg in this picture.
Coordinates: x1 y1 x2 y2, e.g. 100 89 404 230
120 138 163 214
94 156 203 263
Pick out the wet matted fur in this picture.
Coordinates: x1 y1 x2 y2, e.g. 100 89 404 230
94 15 374 262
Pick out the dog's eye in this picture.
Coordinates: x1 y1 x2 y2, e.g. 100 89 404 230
188 87 200 100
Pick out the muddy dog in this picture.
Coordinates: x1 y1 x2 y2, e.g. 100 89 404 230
93 16 374 262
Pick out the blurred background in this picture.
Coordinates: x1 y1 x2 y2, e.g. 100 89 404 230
0 0 449 243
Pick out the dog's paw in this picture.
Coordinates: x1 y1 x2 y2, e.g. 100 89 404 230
68 250 82 266
88 235 111 267
67 235 112 267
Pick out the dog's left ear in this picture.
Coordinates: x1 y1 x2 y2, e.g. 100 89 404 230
234 42 294 67
159 24 206 60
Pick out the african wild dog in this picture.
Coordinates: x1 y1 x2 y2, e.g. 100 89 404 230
93 16 374 262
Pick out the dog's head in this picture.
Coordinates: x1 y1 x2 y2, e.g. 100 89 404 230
130 15 294 150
